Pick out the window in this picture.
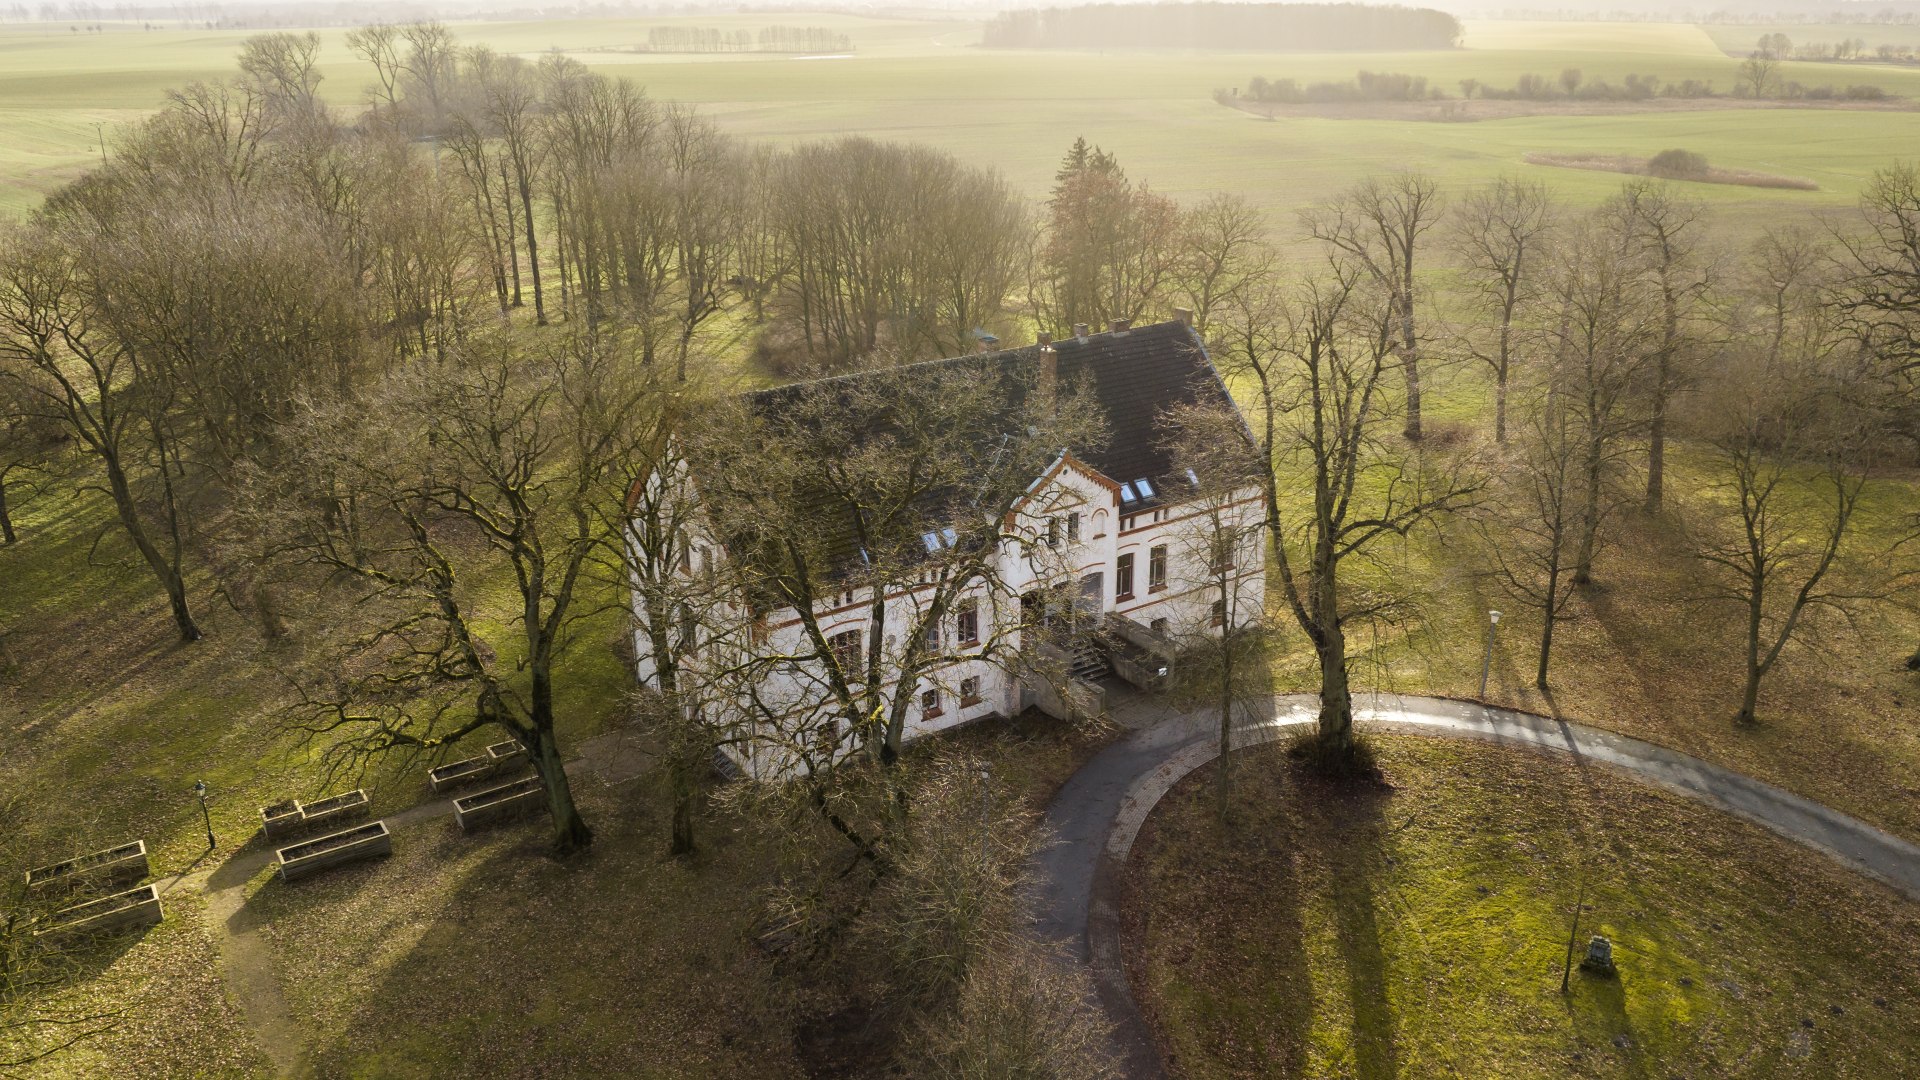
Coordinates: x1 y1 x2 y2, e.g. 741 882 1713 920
960 676 981 706
828 629 862 675
1135 477 1156 500
1066 512 1080 543
1120 482 1138 504
1211 598 1227 627
677 532 692 574
1210 535 1236 575
1150 617 1169 635
957 600 979 646
1149 545 1168 591
1116 552 1135 600
923 618 943 655
1046 516 1060 548
921 688 943 718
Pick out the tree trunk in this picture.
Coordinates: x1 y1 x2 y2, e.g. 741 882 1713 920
102 449 199 642
1737 572 1765 725
516 163 546 326
500 157 523 308
1314 624 1354 753
669 760 696 857
1646 378 1667 513
1536 556 1562 690
1399 290 1422 441
1216 622 1233 823
1573 446 1602 587
0 476 14 545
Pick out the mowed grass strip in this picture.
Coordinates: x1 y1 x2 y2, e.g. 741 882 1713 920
1122 735 1920 1078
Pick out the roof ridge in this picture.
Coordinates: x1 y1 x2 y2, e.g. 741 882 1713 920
743 319 1191 401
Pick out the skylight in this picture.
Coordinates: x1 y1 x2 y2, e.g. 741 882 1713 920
1120 482 1138 504
1135 477 1155 499
941 527 957 547
1186 468 1200 488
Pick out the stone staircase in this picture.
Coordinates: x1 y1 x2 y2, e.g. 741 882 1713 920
1067 638 1110 682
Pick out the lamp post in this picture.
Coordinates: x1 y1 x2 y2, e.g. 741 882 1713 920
1479 610 1502 699
193 780 215 850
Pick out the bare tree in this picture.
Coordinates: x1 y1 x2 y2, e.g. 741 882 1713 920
1477 391 1581 689
1174 193 1271 339
252 329 656 854
1604 178 1711 513
345 23 404 116
1301 171 1443 441
1545 214 1660 588
1835 161 1920 452
0 379 59 545
0 229 201 641
1159 398 1269 818
1689 353 1891 726
1738 52 1780 98
1450 176 1555 444
1216 265 1480 766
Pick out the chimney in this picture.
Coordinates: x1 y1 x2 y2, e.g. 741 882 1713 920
1108 318 1131 334
1037 331 1052 347
1173 307 1193 327
1072 322 1089 341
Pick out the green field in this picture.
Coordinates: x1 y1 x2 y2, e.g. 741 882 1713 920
5 16 1920 239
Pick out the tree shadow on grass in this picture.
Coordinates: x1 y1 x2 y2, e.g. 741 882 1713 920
1299 767 1403 1080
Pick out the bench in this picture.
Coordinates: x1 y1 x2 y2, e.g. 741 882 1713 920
276 821 393 883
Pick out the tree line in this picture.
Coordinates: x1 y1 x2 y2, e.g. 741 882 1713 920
1226 65 1895 106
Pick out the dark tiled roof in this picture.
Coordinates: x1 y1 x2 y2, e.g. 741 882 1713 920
741 319 1230 497
708 320 1236 588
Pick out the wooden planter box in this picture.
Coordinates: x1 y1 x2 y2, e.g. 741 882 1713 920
260 800 303 843
453 776 545 832
485 739 529 771
277 821 392 883
297 790 370 835
24 841 149 898
35 883 164 941
427 756 496 794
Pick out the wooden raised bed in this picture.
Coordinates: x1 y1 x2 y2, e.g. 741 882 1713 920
485 739 529 771
277 821 392 883
34 883 164 941
24 841 149 898
453 776 545 832
260 800 303 843
295 790 370 835
427 756 495 794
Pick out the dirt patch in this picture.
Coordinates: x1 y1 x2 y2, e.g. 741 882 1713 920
1220 96 1920 123
1523 151 1820 190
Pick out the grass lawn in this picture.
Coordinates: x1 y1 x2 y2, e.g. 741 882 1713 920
1122 735 1920 1078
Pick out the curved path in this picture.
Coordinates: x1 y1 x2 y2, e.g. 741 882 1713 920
1031 692 1920 1079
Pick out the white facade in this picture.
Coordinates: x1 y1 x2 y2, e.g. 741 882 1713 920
631 448 1266 780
